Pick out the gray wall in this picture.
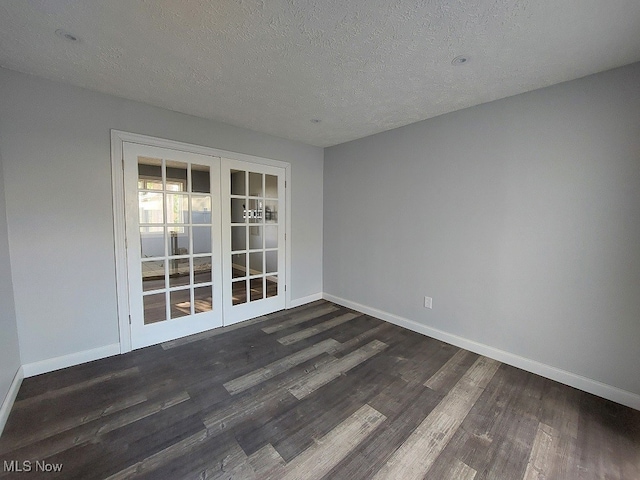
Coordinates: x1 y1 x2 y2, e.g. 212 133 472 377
324 63 640 395
0 149 21 406
0 67 323 367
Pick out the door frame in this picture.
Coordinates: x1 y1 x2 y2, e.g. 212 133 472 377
111 130 292 353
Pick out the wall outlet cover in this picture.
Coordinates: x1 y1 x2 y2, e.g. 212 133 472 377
424 296 432 309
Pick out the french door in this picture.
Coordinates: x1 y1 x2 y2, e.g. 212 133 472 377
124 142 222 349
221 159 287 324
122 142 287 349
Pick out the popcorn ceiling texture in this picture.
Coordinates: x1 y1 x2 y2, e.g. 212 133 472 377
1 0 639 146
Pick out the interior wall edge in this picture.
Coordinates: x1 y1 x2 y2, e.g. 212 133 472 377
22 344 120 378
322 292 640 411
0 366 23 437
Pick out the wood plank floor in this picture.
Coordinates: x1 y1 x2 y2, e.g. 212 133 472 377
1 300 638 479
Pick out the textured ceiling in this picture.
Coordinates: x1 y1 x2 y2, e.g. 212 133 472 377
1 1 640 147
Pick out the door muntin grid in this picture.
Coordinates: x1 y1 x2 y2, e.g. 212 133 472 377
230 169 279 306
138 157 214 324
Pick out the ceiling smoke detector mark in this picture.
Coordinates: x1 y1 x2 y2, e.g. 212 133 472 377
451 55 470 66
55 29 80 43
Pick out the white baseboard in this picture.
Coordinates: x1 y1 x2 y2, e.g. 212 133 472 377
0 366 24 437
289 292 323 309
323 292 640 411
22 344 121 378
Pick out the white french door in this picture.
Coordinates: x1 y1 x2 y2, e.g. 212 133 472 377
221 158 286 324
120 139 288 349
123 142 223 349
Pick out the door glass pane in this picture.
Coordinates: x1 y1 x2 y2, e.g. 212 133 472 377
231 170 246 195
249 172 263 197
170 289 191 318
250 277 264 301
265 200 277 223
143 293 166 324
169 258 190 287
248 199 263 224
140 227 164 257
193 257 212 284
194 286 212 313
192 164 210 193
193 226 212 254
231 198 246 223
266 276 278 298
249 252 263 274
231 226 246 251
249 226 263 249
265 175 277 198
166 161 188 192
142 260 164 291
166 194 188 224
232 280 247 305
168 228 189 256
192 195 212 224
232 253 246 278
138 157 163 190
139 192 164 224
265 225 278 249
265 250 277 274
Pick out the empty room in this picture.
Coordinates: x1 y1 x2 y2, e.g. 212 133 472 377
1 1 639 479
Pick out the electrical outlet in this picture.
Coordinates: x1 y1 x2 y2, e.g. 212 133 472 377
424 296 432 309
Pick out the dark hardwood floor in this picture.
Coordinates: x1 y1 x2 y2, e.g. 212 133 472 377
1 300 638 479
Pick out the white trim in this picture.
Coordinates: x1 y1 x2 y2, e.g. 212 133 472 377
285 165 292 309
22 344 120 378
111 131 131 353
0 366 23 437
289 292 323 308
323 293 640 411
111 130 290 169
